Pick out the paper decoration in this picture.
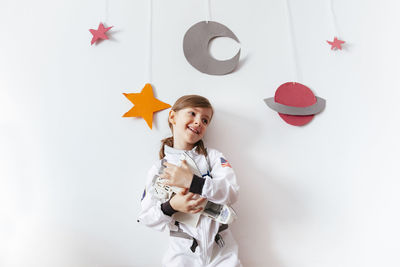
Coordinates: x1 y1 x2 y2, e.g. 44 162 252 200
183 21 240 75
89 23 113 45
123 83 171 129
326 0 346 51
264 82 326 126
327 37 345 50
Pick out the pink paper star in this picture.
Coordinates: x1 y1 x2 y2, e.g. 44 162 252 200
89 23 113 45
327 37 345 50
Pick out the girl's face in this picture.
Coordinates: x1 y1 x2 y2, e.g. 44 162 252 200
169 107 213 150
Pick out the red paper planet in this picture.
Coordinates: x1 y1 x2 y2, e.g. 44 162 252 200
264 82 326 126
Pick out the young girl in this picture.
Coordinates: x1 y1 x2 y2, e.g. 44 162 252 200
138 95 242 267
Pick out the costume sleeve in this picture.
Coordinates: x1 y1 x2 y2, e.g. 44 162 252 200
200 149 239 205
137 164 178 232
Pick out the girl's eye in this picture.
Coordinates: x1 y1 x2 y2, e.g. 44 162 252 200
202 119 208 125
190 111 196 116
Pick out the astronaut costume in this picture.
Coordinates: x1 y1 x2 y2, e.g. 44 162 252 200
138 145 242 267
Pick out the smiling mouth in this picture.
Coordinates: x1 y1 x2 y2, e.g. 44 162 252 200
187 126 200 135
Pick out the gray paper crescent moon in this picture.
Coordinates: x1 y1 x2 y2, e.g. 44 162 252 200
264 97 326 115
183 21 241 75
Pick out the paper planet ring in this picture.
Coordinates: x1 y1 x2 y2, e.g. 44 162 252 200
264 96 326 116
183 21 241 75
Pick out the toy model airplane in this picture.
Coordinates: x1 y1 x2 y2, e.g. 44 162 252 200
153 153 237 227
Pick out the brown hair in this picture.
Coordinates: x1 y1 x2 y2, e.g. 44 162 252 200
159 95 213 159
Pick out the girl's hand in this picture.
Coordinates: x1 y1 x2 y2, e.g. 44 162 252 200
170 189 207 214
161 160 193 188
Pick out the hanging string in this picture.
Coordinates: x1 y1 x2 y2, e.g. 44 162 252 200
103 0 109 24
148 0 153 83
329 0 340 38
284 0 302 83
205 0 211 23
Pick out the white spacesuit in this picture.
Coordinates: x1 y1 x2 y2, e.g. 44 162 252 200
138 145 242 267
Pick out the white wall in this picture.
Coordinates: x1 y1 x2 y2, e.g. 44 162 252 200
1 0 400 266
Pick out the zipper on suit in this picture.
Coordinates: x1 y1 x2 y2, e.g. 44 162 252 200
183 151 202 175
183 151 209 264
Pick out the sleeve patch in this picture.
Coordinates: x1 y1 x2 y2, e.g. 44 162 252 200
220 157 232 168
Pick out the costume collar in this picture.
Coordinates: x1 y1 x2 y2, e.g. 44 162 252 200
164 144 198 155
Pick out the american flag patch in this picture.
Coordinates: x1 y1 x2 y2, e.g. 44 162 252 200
220 157 232 168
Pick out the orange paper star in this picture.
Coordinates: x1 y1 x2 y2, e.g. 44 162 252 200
123 83 171 129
